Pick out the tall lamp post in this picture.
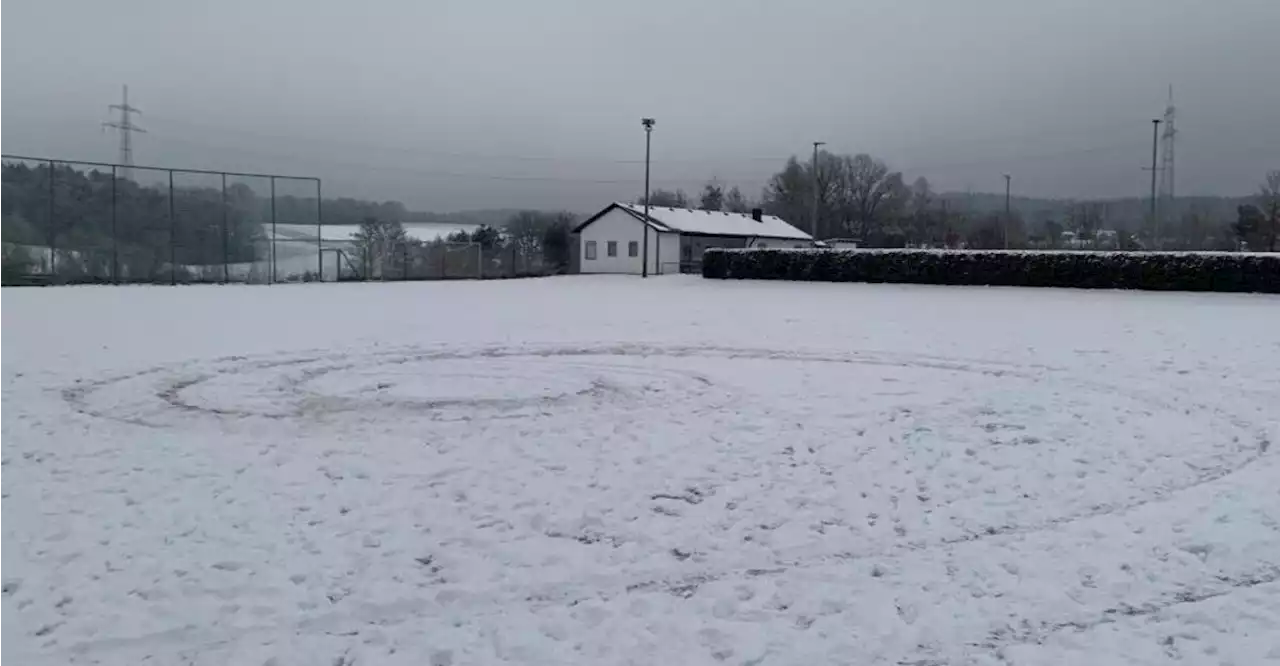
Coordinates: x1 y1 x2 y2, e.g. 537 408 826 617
1149 118 1161 249
1003 173 1012 249
811 141 825 240
641 118 655 278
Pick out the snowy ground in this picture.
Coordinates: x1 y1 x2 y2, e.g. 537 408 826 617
3 276 1279 665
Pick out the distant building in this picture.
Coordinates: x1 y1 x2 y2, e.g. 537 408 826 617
573 203 813 274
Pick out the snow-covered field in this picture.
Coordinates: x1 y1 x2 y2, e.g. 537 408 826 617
3 276 1278 665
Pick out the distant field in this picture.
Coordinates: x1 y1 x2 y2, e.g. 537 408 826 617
270 222 482 243
4 221 485 283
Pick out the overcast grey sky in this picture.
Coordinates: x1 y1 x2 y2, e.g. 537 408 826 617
4 0 1278 211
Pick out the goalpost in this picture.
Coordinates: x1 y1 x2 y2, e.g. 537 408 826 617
437 241 483 280
319 248 362 282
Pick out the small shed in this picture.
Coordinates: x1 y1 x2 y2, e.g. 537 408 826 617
572 203 813 274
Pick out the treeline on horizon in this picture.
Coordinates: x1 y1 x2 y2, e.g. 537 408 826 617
303 150 1277 251
0 162 582 281
646 151 1278 251
5 152 1277 270
2 162 265 279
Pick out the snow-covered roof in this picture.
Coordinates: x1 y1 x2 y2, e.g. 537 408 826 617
575 203 813 241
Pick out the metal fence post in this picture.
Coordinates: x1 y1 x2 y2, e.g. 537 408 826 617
316 179 323 280
221 172 229 284
0 155 332 287
111 165 119 284
169 169 176 285
269 176 277 285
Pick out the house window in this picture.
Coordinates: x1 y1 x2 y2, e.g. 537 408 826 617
628 241 639 257
607 241 618 257
585 241 597 260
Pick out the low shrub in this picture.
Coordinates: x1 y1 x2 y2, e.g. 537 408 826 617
701 249 1280 293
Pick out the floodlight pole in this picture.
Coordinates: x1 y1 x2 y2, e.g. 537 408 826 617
1149 118 1161 249
642 118 655 278
811 141 825 240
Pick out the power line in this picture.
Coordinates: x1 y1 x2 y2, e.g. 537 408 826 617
897 141 1149 174
837 118 1149 157
145 131 768 188
149 128 1163 185
142 113 789 166
143 112 1186 168
109 103 1274 181
130 116 1277 203
102 85 145 178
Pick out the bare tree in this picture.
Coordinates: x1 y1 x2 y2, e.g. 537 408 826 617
698 180 725 211
762 157 810 231
637 188 689 208
909 176 933 215
504 210 557 256
724 185 750 214
811 150 844 239
1234 204 1266 250
1176 205 1213 250
840 154 907 239
351 217 409 279
1259 169 1280 252
1068 204 1103 245
763 151 907 241
908 176 936 245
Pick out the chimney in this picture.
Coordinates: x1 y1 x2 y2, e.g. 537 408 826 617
751 208 763 222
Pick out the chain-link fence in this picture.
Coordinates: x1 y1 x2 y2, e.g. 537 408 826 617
2 155 322 285
349 241 553 281
2 155 566 286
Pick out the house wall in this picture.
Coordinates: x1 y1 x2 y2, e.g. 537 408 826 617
656 232 680 275
579 209 678 274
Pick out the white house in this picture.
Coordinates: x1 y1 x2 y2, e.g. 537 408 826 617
573 203 813 274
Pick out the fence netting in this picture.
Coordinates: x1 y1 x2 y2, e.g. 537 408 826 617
2 156 321 285
3 156 558 285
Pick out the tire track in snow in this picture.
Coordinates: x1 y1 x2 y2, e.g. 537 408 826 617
62 343 1267 546
46 342 1273 663
968 569 1280 657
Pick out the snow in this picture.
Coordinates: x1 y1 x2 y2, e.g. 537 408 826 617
270 222 482 243
617 203 813 241
3 276 1278 665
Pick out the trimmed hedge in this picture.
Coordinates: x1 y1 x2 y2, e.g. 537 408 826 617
701 249 1280 293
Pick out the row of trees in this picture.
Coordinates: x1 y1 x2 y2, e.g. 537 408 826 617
349 210 576 279
1 161 586 282
7 154 1273 284
648 154 1020 249
2 162 263 280
1234 170 1280 252
667 152 1279 251
644 154 1017 248
639 182 754 215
